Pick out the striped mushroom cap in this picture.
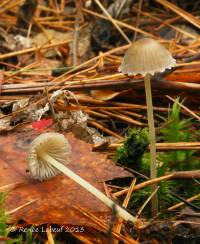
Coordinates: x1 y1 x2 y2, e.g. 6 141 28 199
28 132 71 181
118 38 176 76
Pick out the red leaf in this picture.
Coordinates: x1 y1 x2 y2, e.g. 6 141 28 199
32 119 53 131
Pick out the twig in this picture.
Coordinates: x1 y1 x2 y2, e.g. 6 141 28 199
72 0 82 66
100 110 146 126
166 95 200 122
82 8 154 38
74 205 138 244
88 120 123 140
113 175 173 198
173 170 200 179
155 0 200 29
48 43 130 87
6 199 37 215
46 225 55 244
0 40 72 60
94 0 131 43
168 193 200 211
133 0 143 41
113 178 136 235
169 191 200 211
93 142 200 151
136 186 159 218
113 170 200 198
133 7 197 39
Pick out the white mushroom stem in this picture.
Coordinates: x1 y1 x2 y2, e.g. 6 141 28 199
144 74 158 215
40 151 136 223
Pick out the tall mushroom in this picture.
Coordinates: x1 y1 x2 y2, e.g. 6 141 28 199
118 38 176 214
28 132 136 223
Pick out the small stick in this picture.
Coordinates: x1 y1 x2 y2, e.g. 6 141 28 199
136 186 159 219
49 44 130 85
94 0 131 43
113 170 200 198
100 110 146 126
85 109 109 118
74 205 138 244
88 120 123 139
46 225 55 244
0 182 24 191
120 110 147 120
93 142 200 151
155 0 200 29
113 175 173 198
6 199 37 215
72 0 82 66
82 8 154 38
114 178 137 235
166 95 200 122
133 7 197 39
173 170 200 179
168 193 200 211
133 0 143 41
0 40 72 60
169 191 200 211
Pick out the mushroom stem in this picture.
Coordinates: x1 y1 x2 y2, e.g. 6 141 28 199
40 151 136 223
144 73 158 215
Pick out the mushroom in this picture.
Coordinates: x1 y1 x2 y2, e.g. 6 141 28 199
28 132 136 223
118 38 176 214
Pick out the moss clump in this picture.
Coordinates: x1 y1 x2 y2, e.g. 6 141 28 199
116 128 149 169
159 98 199 171
115 98 200 214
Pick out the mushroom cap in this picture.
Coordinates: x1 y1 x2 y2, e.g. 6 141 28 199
118 38 176 76
28 132 71 181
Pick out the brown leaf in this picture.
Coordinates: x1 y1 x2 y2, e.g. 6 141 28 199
0 125 132 227
90 90 120 101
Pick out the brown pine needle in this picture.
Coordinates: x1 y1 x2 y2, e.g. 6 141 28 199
113 178 136 235
74 205 138 244
94 0 131 43
0 40 72 60
113 175 173 198
82 8 154 38
156 0 200 29
168 193 200 211
136 186 159 219
6 199 37 215
166 95 200 122
88 120 123 139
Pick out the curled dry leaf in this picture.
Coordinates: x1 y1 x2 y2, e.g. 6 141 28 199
0 124 132 227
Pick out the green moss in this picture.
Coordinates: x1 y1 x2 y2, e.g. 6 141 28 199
0 192 35 244
115 98 200 214
159 98 199 171
0 192 8 237
115 127 149 169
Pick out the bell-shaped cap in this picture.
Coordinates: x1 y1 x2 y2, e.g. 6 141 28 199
28 132 71 181
118 38 176 76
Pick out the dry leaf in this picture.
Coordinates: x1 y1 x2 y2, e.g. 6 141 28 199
90 90 120 101
0 125 132 227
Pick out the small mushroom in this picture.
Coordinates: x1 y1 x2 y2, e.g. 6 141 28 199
118 38 176 214
28 132 136 223
118 38 176 76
